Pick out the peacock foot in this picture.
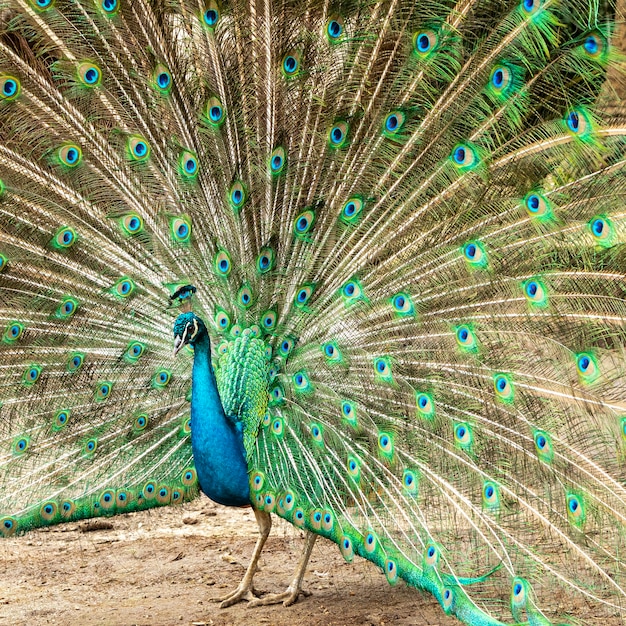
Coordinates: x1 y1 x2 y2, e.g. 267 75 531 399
216 584 261 608
247 585 312 608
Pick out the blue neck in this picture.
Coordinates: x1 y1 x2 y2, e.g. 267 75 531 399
189 331 250 507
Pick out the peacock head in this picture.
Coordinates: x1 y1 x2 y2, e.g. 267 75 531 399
173 312 207 355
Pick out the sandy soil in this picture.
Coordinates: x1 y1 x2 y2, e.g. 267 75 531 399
1 495 458 626
3 496 624 626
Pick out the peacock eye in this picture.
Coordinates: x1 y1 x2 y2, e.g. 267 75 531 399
179 151 198 178
269 147 286 174
282 51 301 76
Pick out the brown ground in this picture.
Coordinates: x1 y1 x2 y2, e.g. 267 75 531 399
3 496 625 626
1 495 458 626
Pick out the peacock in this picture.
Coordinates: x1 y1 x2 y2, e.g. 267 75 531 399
0 0 625 622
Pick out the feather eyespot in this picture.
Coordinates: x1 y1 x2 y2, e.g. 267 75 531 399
347 456 360 480
170 216 192 243
128 136 150 161
340 536 354 562
589 216 614 247
282 51 301 76
378 431 394 459
31 0 54 9
152 369 171 388
328 121 348 148
511 578 529 612
58 144 82 167
374 357 393 383
237 284 254 309
133 414 148 431
451 143 478 169
214 250 231 277
124 342 145 363
310 510 323 530
391 292 415 317
402 469 418 495
294 371 312 393
52 226 77 249
483 481 500 508
383 111 405 136
120 213 144 235
95 381 113 401
256 247 275 274
364 531 378 554
442 588 454 610
61 500 76 518
522 277 547 308
293 210 315 238
565 108 592 139
67 352 84 372
23 364 41 385
322 341 342 363
462 241 487 268
99 0 118 15
13 436 30 455
455 324 477 351
279 337 295 356
321 511 334 532
203 2 219 28
533 429 553 462
78 62 101 86
326 17 344 41
229 181 246 210
341 400 357 426
521 0 542 14
416 391 435 419
567 493 585 526
454 422 473 448
0 517 17 537
424 544 439 566
3 321 24 343
84 438 97 456
293 508 306 528
0 76 20 100
494 373 514 402
294 284 314 308
270 147 286 174
112 277 136 299
156 486 171 504
261 310 276 331
271 417 284 438
341 278 365 306
488 63 516 96
57 297 79 319
581 31 606 58
576 352 599 384
179 152 198 178
182 468 197 486
214 309 231 331
53 410 70 431
340 197 364 225
413 29 438 56
269 384 284 405
154 64 172 92
205 96 225 125
524 192 552 220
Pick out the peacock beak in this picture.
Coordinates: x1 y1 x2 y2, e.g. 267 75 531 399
173 335 183 356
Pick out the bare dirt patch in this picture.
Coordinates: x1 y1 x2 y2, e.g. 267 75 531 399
1 496 457 626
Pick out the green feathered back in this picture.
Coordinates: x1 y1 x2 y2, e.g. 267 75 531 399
0 0 625 623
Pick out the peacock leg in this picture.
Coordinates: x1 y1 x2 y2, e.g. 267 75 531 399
217 508 271 608
248 531 317 607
